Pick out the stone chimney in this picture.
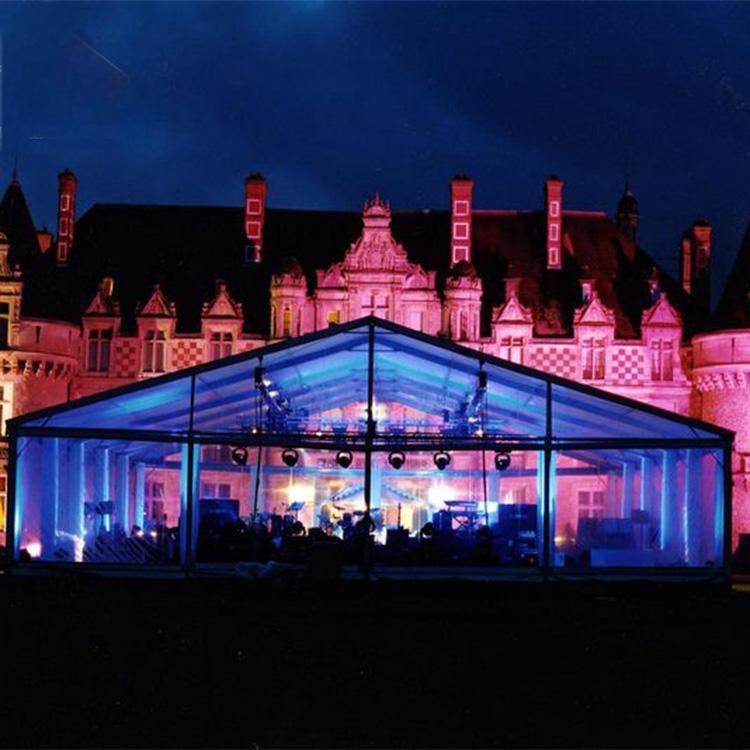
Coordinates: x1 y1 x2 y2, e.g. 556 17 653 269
244 173 267 263
545 175 563 270
56 168 77 266
450 175 473 266
680 220 712 316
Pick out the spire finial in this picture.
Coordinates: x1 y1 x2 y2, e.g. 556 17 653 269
624 154 632 195
11 155 18 185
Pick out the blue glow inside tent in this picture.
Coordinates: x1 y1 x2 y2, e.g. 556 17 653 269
7 318 731 575
24 375 194 433
550 383 718 440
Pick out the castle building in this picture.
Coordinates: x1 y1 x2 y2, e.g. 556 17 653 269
0 168 747 548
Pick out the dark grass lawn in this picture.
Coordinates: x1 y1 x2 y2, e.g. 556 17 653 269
1 574 749 749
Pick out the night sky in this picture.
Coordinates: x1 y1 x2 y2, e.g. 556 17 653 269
2 2 750 301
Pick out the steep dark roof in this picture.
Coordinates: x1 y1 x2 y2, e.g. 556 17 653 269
714 221 750 330
0 179 67 319
0 185 689 339
51 204 452 334
471 210 686 338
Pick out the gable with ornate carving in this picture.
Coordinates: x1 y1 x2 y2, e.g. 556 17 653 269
339 194 422 275
202 281 243 320
137 284 176 319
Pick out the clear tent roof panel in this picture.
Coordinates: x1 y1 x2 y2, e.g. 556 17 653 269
372 328 547 438
193 327 371 435
550 383 719 441
13 318 729 445
23 375 194 432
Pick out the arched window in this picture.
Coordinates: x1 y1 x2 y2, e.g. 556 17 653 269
651 340 674 382
210 332 233 361
282 307 292 337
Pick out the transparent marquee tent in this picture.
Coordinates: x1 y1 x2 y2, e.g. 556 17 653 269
6 317 733 577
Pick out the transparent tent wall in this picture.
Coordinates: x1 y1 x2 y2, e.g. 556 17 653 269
194 443 260 563
551 447 724 569
10 436 727 571
191 444 547 569
367 449 543 567
244 447 544 569
15 436 186 564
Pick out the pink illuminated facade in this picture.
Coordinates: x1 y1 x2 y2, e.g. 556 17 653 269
0 168 747 548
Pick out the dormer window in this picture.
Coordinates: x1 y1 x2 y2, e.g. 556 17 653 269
210 332 233 361
144 330 167 373
87 328 112 372
582 338 606 380
499 336 524 365
651 340 674 382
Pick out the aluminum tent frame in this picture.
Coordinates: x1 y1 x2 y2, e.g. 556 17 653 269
5 317 734 574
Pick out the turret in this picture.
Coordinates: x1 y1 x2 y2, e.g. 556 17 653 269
270 257 307 338
443 261 482 342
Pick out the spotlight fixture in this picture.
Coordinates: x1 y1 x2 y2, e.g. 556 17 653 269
231 446 249 466
433 451 451 471
336 450 353 469
281 448 299 468
388 451 406 470
494 451 511 472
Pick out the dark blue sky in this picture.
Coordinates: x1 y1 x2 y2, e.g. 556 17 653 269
2 2 750 300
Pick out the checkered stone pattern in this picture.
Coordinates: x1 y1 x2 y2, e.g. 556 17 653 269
238 340 264 354
172 340 205 370
527 347 576 379
609 348 645 385
112 340 139 378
